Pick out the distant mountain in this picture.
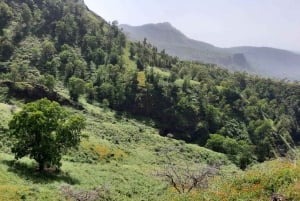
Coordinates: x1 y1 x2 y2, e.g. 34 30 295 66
120 23 252 72
227 46 300 79
120 23 300 80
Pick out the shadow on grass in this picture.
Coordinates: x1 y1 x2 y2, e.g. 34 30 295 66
2 160 80 185
114 110 158 128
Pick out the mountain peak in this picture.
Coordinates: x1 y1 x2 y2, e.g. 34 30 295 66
152 22 173 27
121 22 180 33
120 22 188 43
154 22 173 27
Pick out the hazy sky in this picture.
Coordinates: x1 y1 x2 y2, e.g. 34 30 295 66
84 0 300 51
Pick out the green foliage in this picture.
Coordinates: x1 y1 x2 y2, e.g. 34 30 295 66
0 38 14 61
55 14 78 45
85 81 96 102
0 99 232 201
40 40 56 67
219 119 249 141
166 159 300 201
20 3 32 28
0 2 13 31
38 74 56 90
8 98 85 170
68 76 86 101
205 134 253 168
0 103 16 152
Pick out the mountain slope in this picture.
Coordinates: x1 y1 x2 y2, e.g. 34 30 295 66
120 23 251 72
120 23 300 79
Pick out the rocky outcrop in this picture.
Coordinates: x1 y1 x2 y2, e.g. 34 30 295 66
0 80 83 109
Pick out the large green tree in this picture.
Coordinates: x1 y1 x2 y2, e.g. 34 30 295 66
9 98 85 171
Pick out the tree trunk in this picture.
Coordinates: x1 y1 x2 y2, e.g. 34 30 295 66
38 161 44 171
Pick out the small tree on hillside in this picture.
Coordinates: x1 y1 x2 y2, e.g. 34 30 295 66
9 98 85 171
68 76 86 101
39 74 56 90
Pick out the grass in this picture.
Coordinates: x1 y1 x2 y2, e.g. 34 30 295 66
0 154 63 201
1 98 300 200
0 103 19 153
166 158 300 201
0 100 231 200
1 98 299 200
0 103 13 130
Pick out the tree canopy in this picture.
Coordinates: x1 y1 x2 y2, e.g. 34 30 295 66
9 98 85 171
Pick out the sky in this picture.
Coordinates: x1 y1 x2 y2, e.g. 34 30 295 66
84 0 300 51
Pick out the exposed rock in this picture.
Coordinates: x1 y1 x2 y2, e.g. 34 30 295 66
0 80 83 109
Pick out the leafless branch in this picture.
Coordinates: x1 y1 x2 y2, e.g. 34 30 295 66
156 147 221 194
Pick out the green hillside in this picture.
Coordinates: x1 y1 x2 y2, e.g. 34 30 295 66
0 0 300 200
0 100 233 201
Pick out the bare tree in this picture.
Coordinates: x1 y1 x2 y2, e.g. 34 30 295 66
156 148 221 194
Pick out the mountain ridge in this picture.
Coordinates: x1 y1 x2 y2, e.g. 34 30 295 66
120 22 300 80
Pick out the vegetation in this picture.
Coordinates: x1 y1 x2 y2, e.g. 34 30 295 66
0 0 300 200
166 158 300 201
0 102 230 201
9 98 85 171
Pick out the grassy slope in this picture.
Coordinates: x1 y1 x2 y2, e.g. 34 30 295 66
172 158 300 201
0 103 12 130
0 99 232 201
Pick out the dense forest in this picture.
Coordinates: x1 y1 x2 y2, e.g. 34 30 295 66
0 0 300 171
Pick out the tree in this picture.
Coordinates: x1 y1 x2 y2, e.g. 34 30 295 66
21 3 32 28
0 2 13 31
40 40 56 65
85 81 96 103
68 76 86 101
39 74 56 90
205 134 253 169
0 38 14 61
55 14 78 45
157 148 220 194
9 99 85 171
